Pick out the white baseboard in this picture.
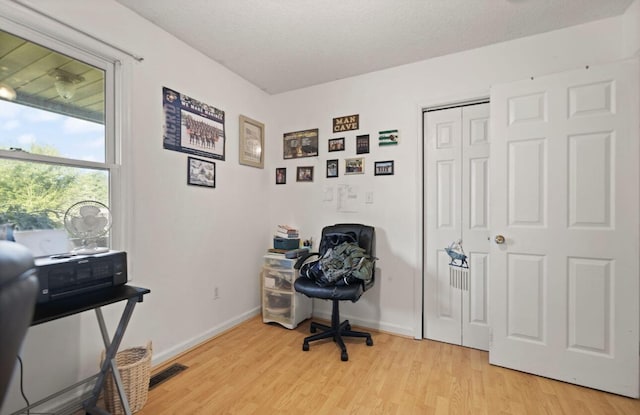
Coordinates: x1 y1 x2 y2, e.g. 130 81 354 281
310 310 415 338
147 305 413 368
151 307 261 366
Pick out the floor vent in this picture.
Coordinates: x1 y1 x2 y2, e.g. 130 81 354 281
149 363 188 389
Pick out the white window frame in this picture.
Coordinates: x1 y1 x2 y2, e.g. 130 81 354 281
0 4 133 254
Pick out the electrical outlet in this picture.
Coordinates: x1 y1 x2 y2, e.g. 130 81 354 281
213 286 219 300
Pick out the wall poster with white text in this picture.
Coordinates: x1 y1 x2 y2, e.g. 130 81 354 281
163 86 226 160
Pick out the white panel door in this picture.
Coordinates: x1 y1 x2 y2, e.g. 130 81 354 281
461 104 490 350
425 103 490 350
489 59 639 397
425 106 463 346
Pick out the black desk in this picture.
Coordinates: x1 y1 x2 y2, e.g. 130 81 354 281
32 285 149 326
13 285 150 415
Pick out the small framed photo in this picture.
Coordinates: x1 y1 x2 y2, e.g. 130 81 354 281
239 115 264 168
356 134 370 154
297 166 314 182
374 160 394 176
326 159 339 178
328 137 345 152
187 156 215 188
344 157 364 175
276 167 286 184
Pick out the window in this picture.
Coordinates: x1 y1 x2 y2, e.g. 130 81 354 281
0 26 119 255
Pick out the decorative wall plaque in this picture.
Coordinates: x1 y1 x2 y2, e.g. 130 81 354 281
332 114 359 132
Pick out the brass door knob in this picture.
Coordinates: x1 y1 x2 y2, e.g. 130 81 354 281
495 235 505 244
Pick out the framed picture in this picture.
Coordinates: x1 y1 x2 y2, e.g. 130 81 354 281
328 137 345 152
276 167 286 184
187 156 215 188
163 87 225 160
326 159 339 178
296 166 314 182
283 128 319 159
374 160 394 176
239 115 264 168
356 134 370 154
344 157 364 175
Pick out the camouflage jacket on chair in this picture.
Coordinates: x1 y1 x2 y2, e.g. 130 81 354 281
316 241 374 286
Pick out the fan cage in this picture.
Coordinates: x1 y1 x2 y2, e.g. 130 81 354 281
63 200 112 250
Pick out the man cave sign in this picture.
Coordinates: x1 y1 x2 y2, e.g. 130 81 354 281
333 114 359 133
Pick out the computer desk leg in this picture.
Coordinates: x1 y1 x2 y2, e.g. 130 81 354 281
84 298 137 415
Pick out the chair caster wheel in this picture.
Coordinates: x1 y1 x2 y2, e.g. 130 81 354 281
345 324 352 331
310 326 317 333
303 343 309 351
366 338 373 346
341 352 348 361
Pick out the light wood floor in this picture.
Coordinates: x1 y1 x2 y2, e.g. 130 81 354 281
135 316 640 415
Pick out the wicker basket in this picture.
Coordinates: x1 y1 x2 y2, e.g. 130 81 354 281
101 342 152 415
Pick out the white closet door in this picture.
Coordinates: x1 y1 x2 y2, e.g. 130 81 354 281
461 103 490 350
424 106 463 345
489 59 639 397
424 103 490 351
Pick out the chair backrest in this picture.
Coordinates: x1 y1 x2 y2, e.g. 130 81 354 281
0 241 38 410
319 224 376 289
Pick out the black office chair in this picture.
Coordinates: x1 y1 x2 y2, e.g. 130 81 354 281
0 241 38 410
294 224 375 361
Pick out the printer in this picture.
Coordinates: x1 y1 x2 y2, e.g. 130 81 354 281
34 250 128 303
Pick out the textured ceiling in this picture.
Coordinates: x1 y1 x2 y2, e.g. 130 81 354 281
115 0 634 94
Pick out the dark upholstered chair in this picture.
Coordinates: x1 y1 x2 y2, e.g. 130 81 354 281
0 241 38 410
294 224 375 361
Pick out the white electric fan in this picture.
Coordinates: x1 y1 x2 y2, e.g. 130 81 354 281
63 200 112 254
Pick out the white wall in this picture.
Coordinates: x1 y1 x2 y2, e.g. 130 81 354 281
623 0 640 57
0 0 273 413
267 10 639 337
1 0 639 413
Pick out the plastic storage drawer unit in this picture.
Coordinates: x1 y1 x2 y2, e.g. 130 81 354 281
261 253 312 329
